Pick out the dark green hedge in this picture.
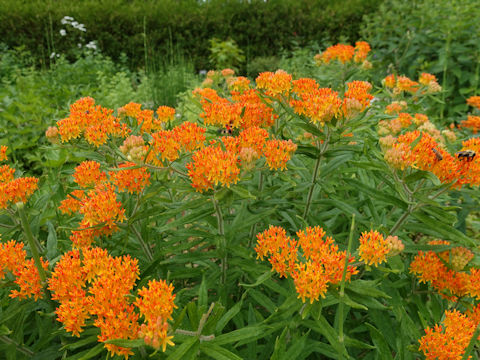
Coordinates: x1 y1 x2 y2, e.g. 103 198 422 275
0 0 382 71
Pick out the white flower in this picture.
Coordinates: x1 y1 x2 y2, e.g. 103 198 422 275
71 21 79 28
77 24 86 32
60 29 67 36
85 41 97 50
78 43 82 48
50 52 56 59
61 16 73 25
199 70 207 76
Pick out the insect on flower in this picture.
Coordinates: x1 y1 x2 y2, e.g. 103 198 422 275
431 147 443 161
456 150 476 162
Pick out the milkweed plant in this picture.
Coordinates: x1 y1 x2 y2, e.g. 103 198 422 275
2 41 480 359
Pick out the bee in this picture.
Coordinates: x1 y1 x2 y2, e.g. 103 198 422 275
431 147 443 161
456 150 476 162
217 124 233 135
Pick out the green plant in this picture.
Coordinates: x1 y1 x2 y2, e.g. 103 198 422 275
362 0 480 122
209 38 245 72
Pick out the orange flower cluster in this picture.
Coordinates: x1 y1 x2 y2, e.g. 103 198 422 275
56 97 128 147
291 80 373 125
0 148 38 209
419 309 479 360
255 226 358 303
227 76 251 93
0 239 48 300
49 247 139 358
146 121 206 165
460 115 480 133
118 102 175 134
231 89 277 129
194 88 243 128
186 141 240 192
381 131 480 186
255 70 292 97
385 101 408 115
315 42 371 65
73 160 107 188
135 280 177 351
358 230 404 266
384 73 441 95
410 240 476 300
109 162 151 194
467 96 480 110
0 145 7 161
186 127 297 191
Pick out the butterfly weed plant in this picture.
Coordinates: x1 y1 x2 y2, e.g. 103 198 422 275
2 42 480 359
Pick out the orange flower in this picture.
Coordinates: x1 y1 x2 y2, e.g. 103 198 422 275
292 78 319 95
255 225 298 278
147 130 181 164
358 230 390 266
343 80 373 111
0 177 39 208
354 41 371 63
238 126 269 156
136 109 155 134
413 113 429 126
460 115 480 133
263 139 297 170
49 248 142 358
410 241 469 300
0 145 7 161
395 76 419 94
109 162 151 194
419 72 437 86
419 309 476 360
0 239 27 280
385 101 407 115
234 89 277 129
186 143 240 192
0 164 15 183
320 44 355 64
467 96 480 110
174 121 206 152
221 68 235 77
155 106 175 124
135 279 176 351
59 189 86 214
291 87 342 125
10 258 49 301
118 102 142 118
384 74 396 88
256 70 292 97
73 161 107 188
80 183 126 231
256 226 358 303
228 76 251 93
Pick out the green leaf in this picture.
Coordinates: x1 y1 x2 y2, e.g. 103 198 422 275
365 323 394 360
67 343 104 360
239 271 272 288
198 275 208 308
230 186 256 200
46 221 57 261
216 296 245 333
346 280 391 299
199 343 242 360
103 339 144 348
211 325 269 346
167 337 199 360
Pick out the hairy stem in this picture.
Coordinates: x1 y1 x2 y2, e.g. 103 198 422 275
0 335 34 356
213 197 226 284
131 224 154 262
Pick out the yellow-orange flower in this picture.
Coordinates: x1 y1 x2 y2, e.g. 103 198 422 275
467 96 480 110
320 44 355 64
10 258 49 301
135 279 176 352
0 239 26 280
109 162 151 194
358 230 390 266
263 139 297 170
186 143 240 192
155 106 175 124
460 115 480 134
291 87 342 125
256 70 292 97
73 160 107 188
0 146 7 161
59 189 86 214
354 41 371 63
419 309 477 360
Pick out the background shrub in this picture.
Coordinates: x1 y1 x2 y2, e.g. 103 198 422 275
0 0 382 71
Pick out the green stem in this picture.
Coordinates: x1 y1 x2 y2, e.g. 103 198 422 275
131 224 154 262
17 203 46 283
462 322 480 360
0 335 34 356
213 196 226 284
388 206 413 236
248 171 263 247
338 214 355 359
303 130 329 219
